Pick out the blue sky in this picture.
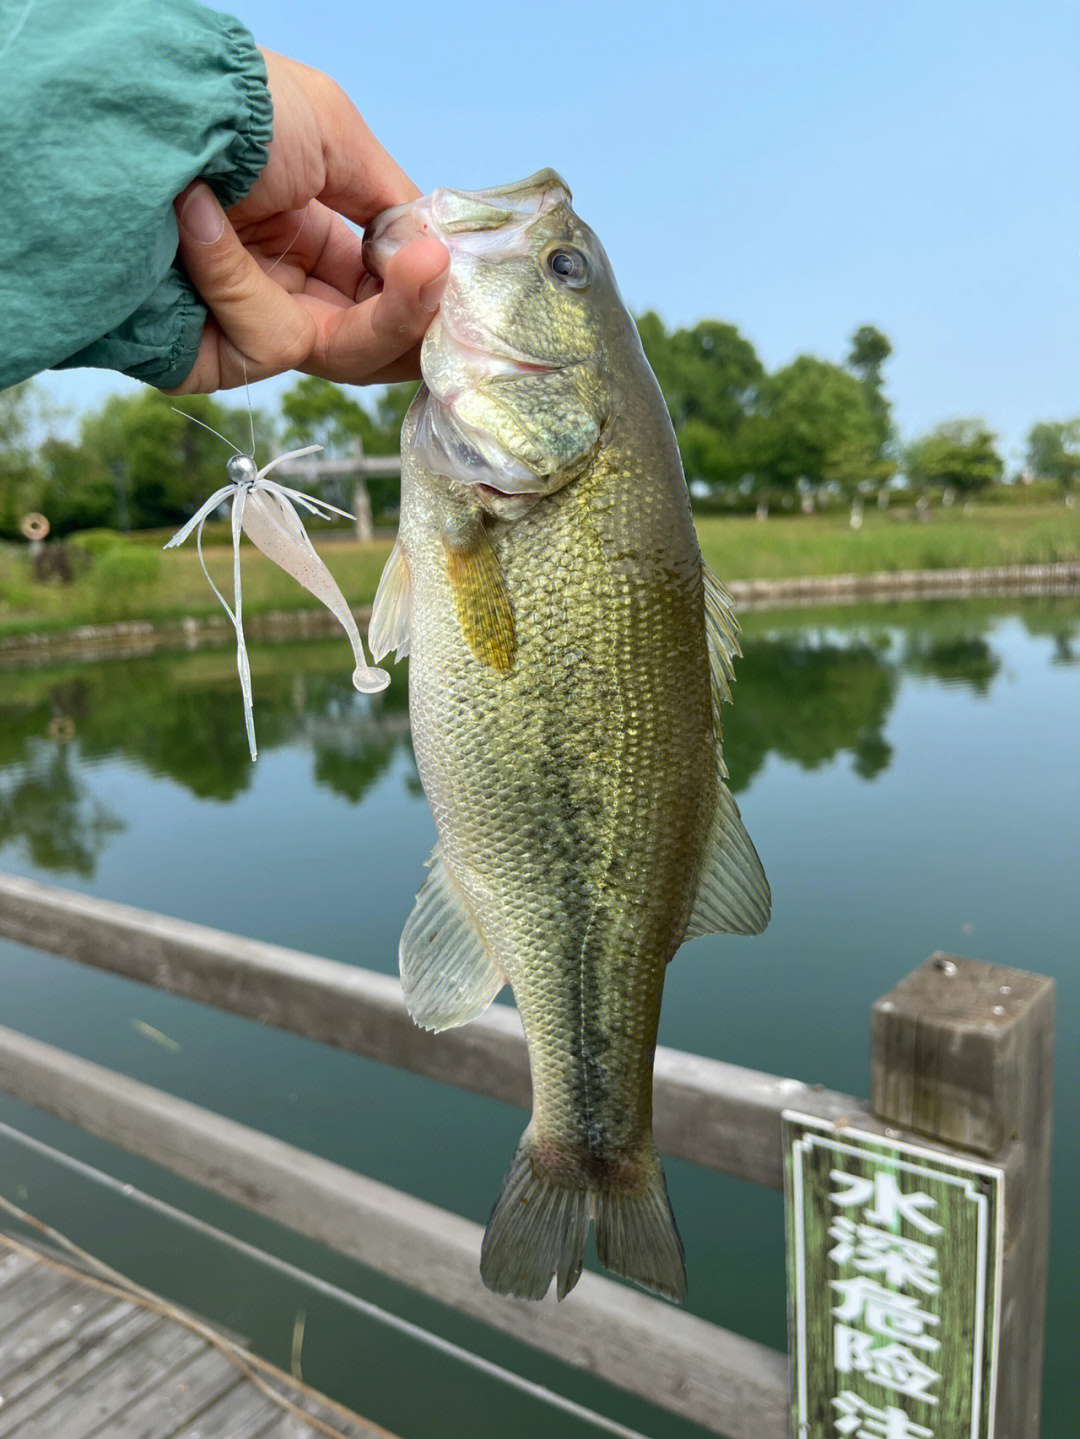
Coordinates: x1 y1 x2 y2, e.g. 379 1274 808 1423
38 0 1079 469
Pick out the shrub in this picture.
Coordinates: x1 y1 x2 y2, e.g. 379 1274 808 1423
84 541 162 620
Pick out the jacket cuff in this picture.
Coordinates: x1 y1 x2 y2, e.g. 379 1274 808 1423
55 268 207 390
204 15 274 209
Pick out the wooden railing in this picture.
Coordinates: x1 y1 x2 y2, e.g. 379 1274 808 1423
0 873 1055 1438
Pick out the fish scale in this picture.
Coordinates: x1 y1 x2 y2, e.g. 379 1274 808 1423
365 171 770 1302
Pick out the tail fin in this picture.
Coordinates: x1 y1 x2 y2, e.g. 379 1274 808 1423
480 1131 590 1300
480 1128 686 1303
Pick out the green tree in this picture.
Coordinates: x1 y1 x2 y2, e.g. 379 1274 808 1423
370 384 419 451
902 634 1001 696
281 376 379 455
281 376 416 455
0 382 45 538
1026 419 1080 490
73 389 270 530
847 324 894 454
748 355 880 500
723 634 899 788
905 421 1003 494
37 437 117 535
637 312 763 493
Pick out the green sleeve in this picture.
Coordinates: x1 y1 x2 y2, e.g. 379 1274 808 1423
0 0 273 390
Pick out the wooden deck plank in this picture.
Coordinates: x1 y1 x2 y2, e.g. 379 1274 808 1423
82 1344 245 1439
0 1253 33 1291
14 1318 207 1439
0 1263 79 1340
183 1386 294 1439
252 1421 332 1439
0 1282 117 1381
251 1417 385 1439
249 1392 398 1439
0 1250 65 1303
0 1243 400 1439
0 1299 139 1415
0 1306 158 1435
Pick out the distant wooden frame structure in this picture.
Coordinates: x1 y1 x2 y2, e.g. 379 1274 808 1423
0 874 1055 1438
269 444 401 542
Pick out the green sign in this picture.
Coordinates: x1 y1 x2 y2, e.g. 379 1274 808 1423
784 1112 1003 1439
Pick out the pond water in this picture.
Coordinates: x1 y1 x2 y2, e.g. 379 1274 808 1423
1 595 1077 1439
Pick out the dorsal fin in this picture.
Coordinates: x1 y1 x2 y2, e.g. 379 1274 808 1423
400 849 505 1031
703 561 741 723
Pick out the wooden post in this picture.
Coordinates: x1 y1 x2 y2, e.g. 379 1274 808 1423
350 439 374 542
871 953 1055 1438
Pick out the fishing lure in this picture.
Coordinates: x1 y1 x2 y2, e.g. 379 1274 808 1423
165 415 389 761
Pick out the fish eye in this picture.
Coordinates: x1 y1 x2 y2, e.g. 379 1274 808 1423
547 247 589 288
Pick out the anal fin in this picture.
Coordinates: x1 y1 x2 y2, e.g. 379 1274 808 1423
685 781 771 939
400 849 504 1031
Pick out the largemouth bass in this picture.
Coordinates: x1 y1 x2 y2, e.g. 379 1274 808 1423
363 171 770 1303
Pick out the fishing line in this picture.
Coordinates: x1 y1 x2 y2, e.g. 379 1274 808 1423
239 199 312 423
0 1122 657 1439
168 408 243 454
0 1 40 64
167 203 391 760
173 201 313 447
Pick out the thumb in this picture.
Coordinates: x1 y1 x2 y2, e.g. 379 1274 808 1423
174 182 316 386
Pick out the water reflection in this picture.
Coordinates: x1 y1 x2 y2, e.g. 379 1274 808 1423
0 644 415 875
1 597 1077 879
726 635 897 784
0 740 122 874
901 635 1001 694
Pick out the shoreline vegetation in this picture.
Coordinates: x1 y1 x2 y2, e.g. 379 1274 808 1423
1 500 1079 656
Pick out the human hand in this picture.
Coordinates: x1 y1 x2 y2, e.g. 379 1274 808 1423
169 49 447 394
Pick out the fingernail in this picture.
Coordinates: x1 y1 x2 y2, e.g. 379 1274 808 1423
180 183 224 245
419 268 448 313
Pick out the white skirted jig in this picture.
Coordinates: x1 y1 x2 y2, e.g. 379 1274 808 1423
164 427 389 761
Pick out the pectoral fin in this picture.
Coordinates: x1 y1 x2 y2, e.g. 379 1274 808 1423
400 849 505 1031
369 538 413 662
443 512 516 672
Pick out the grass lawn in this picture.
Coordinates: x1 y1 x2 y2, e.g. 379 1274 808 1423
695 501 1080 582
0 531 394 638
2 499 1079 639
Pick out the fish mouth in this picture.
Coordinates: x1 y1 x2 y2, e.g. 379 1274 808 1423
361 169 570 280
474 480 540 500
369 173 584 505
363 176 568 377
470 482 546 519
436 309 561 382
